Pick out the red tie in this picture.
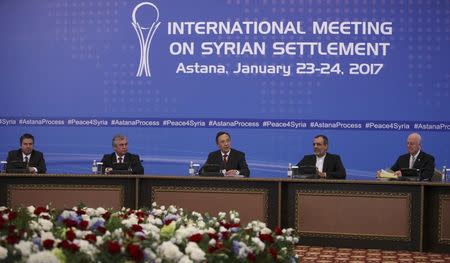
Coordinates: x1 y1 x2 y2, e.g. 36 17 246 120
223 154 228 165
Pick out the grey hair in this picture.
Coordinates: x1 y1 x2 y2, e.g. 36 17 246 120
112 134 127 147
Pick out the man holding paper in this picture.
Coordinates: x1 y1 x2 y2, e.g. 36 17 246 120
378 133 435 180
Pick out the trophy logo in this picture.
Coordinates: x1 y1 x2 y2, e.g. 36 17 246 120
132 2 161 77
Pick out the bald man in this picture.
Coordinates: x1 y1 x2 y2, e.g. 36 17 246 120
390 133 435 180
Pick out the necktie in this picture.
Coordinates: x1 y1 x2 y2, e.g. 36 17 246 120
24 156 29 168
118 157 123 163
409 155 415 169
223 154 228 165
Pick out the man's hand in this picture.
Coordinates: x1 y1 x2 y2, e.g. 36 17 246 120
225 170 239 177
28 167 38 174
104 167 113 174
317 171 326 178
394 170 402 178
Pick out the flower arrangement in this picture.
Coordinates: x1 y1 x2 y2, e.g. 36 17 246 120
0 203 299 262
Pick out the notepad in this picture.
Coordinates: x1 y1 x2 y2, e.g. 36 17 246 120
378 169 397 179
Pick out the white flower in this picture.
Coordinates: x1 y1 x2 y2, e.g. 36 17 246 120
209 238 216 246
236 241 252 259
96 236 104 246
74 239 98 259
168 206 177 214
0 245 7 260
40 232 55 243
85 208 95 216
15 240 34 257
185 242 206 262
60 210 77 219
179 255 193 263
293 237 299 243
233 218 240 224
251 237 265 252
95 207 107 216
29 221 40 231
156 241 183 261
27 206 36 215
144 248 157 260
276 236 285 241
38 218 53 231
261 227 272 235
26 250 58 263
218 212 226 219
121 215 138 228
286 236 293 242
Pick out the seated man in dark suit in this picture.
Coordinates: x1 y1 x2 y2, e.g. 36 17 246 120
101 134 144 175
6 133 47 174
297 135 346 179
202 131 250 177
388 133 435 180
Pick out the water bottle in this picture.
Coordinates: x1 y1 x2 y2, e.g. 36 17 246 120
92 160 98 174
188 161 195 176
287 163 293 178
0 161 7 173
443 166 447 182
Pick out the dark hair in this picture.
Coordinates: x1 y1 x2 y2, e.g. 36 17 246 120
215 131 231 144
314 134 328 145
20 133 35 144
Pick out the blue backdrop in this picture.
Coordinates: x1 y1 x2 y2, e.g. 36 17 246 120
0 0 449 178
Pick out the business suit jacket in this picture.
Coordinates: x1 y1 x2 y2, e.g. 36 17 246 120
7 149 47 173
204 149 250 177
101 152 144 175
297 153 346 179
390 151 435 180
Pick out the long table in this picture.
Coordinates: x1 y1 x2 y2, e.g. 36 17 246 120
0 174 449 253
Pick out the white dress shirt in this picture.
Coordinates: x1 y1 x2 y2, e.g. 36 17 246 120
316 154 326 173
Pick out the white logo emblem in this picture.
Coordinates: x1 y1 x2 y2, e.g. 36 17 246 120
132 2 161 77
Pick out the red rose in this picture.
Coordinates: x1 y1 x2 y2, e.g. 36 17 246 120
69 243 80 252
269 247 278 260
6 234 19 244
127 244 144 262
208 233 219 240
66 230 76 241
8 225 16 234
58 240 70 249
164 219 174 225
97 226 107 234
131 224 143 232
247 252 256 262
79 220 89 230
135 211 146 218
188 233 203 243
102 211 111 220
208 246 218 253
221 231 230 240
107 241 121 254
76 209 86 216
274 226 283 235
34 207 47 216
84 234 97 243
63 219 78 228
259 234 274 243
43 239 55 249
8 212 16 220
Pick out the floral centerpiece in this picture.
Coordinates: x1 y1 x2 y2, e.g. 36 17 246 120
0 203 299 262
